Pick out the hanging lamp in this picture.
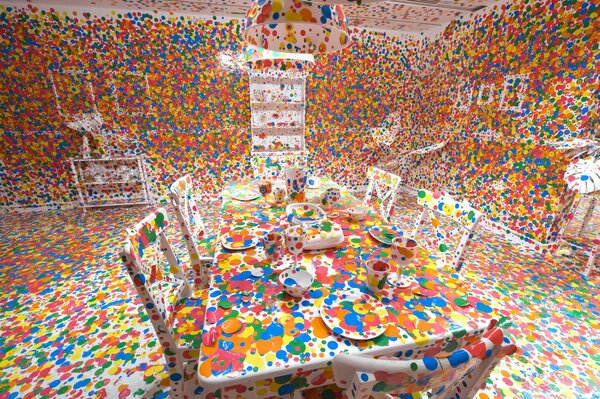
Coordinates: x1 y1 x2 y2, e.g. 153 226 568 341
243 0 351 54
245 46 315 71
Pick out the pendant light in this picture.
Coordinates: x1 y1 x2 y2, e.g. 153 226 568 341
245 46 315 71
243 0 351 54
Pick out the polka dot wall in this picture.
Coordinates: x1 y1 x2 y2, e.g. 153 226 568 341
382 0 599 245
0 3 417 207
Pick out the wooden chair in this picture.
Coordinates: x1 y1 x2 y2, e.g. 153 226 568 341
170 175 216 290
121 208 206 399
411 189 482 271
251 152 308 181
583 239 599 278
333 326 515 399
363 167 401 223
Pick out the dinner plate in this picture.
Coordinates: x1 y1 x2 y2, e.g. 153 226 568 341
286 203 326 226
368 225 403 245
231 190 260 201
320 290 389 340
221 229 260 250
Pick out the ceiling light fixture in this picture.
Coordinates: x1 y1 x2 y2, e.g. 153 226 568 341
243 0 351 54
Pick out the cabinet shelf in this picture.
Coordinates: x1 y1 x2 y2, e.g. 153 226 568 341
249 72 306 153
82 179 144 185
250 102 304 106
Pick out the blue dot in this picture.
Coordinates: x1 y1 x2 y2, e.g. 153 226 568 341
423 357 438 371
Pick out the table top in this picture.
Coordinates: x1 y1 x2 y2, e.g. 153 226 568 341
197 177 509 391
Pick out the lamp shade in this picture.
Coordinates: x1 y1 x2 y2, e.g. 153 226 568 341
565 156 600 194
243 0 351 54
245 46 315 71
296 0 380 3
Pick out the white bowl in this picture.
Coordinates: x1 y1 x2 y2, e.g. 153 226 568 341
348 206 368 222
278 268 314 298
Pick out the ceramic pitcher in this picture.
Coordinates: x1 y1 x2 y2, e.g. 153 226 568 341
285 167 307 203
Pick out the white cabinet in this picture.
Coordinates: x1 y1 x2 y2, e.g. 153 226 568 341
70 156 151 208
249 71 306 153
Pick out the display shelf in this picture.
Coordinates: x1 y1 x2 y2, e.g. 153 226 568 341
252 127 304 136
249 71 306 155
250 101 304 107
250 103 304 109
82 179 144 185
70 155 151 209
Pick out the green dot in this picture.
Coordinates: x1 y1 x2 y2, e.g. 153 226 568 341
218 299 232 309
454 297 469 307
410 362 418 371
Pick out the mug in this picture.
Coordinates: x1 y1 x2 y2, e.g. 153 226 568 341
365 259 390 293
262 232 284 262
285 167 307 203
322 187 341 209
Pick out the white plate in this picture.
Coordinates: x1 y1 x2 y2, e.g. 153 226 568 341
220 230 260 250
320 290 389 340
231 191 260 201
368 225 403 245
286 203 326 226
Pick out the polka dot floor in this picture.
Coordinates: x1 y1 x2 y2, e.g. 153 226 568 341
0 193 598 399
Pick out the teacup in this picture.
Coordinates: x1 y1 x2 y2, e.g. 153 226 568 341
365 259 390 293
348 206 368 222
262 232 284 262
322 187 341 209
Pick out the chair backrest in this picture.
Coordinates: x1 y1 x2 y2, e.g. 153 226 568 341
121 208 191 354
411 189 483 271
333 326 515 399
363 167 401 222
251 152 308 180
169 174 213 288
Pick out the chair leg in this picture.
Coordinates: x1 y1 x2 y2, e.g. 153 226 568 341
164 355 186 399
583 246 598 278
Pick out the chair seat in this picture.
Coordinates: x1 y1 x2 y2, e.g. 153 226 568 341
174 288 209 349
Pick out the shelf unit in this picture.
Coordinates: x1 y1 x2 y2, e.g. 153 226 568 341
70 156 151 209
249 70 306 154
